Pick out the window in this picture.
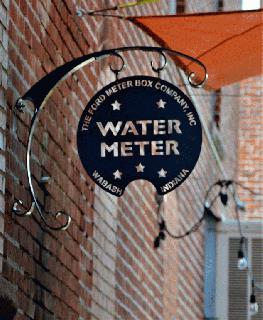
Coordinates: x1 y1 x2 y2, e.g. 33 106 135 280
176 0 185 13
242 0 261 10
216 221 263 320
218 0 224 11
169 0 176 14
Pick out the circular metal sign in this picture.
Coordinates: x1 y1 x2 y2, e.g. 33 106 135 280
77 76 202 197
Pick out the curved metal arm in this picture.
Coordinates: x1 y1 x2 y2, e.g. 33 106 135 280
109 52 127 79
13 46 208 231
151 51 167 74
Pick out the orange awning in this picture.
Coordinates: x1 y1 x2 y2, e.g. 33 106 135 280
129 9 263 90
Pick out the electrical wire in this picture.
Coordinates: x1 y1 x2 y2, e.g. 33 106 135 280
155 179 262 242
154 179 263 301
233 181 263 197
76 0 161 18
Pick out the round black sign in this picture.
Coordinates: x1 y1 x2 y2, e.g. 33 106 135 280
77 76 202 197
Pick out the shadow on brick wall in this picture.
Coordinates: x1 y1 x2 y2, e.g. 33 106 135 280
0 296 17 320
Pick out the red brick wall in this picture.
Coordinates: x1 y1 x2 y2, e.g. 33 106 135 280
0 0 8 279
5 0 97 318
2 0 171 319
238 76 263 219
0 1 255 320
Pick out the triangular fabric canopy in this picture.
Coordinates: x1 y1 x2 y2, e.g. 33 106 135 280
129 9 262 90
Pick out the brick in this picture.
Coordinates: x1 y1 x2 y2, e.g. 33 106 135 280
2 1 261 320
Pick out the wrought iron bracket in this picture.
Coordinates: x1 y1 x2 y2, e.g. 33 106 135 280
12 46 208 231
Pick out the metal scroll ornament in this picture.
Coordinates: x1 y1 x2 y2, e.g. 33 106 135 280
12 47 207 230
77 76 202 197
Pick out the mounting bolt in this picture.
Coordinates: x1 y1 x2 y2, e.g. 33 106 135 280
15 98 27 113
12 200 23 213
40 176 51 184
76 7 85 17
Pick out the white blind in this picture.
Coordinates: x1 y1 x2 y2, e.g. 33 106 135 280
252 239 263 320
228 238 248 320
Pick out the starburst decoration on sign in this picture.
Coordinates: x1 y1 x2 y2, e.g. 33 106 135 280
111 100 121 111
156 99 166 109
136 163 145 173
158 168 167 178
113 169 122 180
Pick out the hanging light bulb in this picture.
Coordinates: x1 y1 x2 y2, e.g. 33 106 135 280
249 280 259 316
235 196 246 211
159 231 166 240
249 294 259 316
219 191 228 206
159 219 166 231
154 236 160 249
237 237 248 270
237 249 248 270
204 201 210 208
